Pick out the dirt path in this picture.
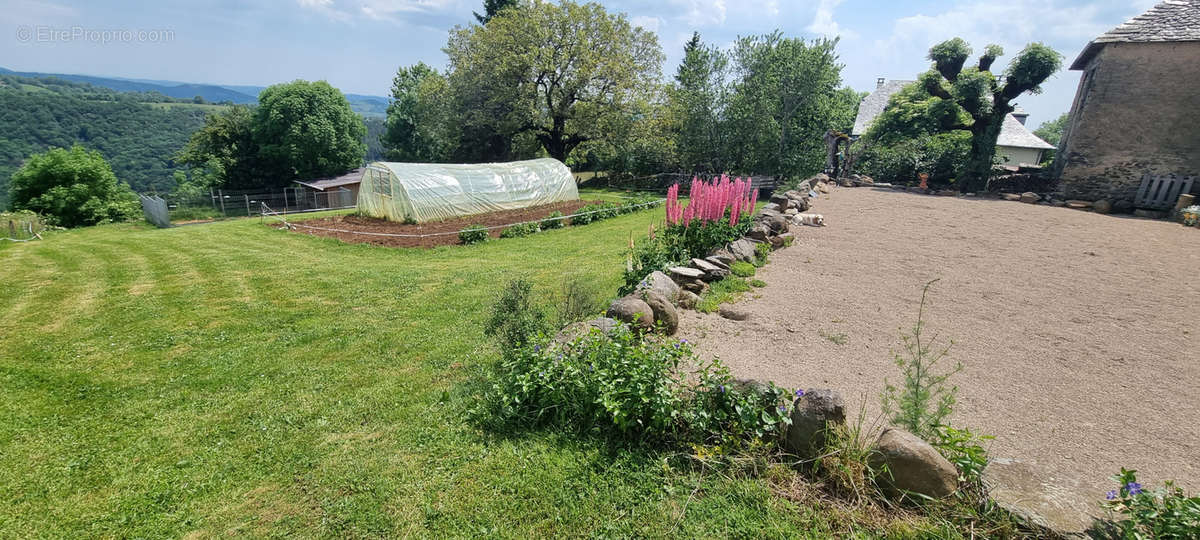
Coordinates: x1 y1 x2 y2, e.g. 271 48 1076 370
680 187 1200 506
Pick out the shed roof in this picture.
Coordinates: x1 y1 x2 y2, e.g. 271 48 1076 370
851 79 913 136
1071 0 1200 69
295 167 364 191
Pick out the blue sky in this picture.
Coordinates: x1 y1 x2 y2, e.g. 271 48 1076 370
2 0 1161 128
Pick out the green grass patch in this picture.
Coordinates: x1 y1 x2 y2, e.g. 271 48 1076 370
729 261 756 278
750 279 766 288
696 278 752 313
0 193 1004 537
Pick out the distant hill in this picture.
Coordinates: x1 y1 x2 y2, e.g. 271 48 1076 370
0 74 211 209
0 67 390 117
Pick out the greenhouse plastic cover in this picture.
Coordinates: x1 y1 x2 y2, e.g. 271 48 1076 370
357 158 580 223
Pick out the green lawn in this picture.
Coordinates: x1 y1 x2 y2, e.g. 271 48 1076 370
0 204 944 538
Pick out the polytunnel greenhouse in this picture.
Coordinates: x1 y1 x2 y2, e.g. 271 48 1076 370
356 158 580 223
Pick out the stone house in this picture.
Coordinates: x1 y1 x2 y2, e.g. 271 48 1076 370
1054 0 1200 203
852 79 1055 168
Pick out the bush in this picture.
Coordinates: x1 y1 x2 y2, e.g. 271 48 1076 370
499 222 539 238
483 278 548 355
458 224 489 244
555 276 605 328
857 132 971 186
752 242 771 267
9 145 141 228
729 261 756 278
542 211 566 229
1104 468 1200 539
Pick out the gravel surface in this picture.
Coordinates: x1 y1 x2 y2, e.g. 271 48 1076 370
680 187 1200 501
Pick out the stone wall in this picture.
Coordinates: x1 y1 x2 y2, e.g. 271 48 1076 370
1056 41 1200 203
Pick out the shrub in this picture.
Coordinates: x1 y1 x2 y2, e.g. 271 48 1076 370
729 261 756 277
459 224 489 244
930 424 992 483
1104 468 1200 539
881 279 961 440
857 132 971 186
483 278 548 355
542 211 566 229
555 276 605 328
9 145 141 228
499 222 539 238
752 242 771 267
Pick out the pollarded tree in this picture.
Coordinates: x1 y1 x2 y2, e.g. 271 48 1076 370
9 145 140 227
445 0 664 162
919 38 1062 191
253 80 366 183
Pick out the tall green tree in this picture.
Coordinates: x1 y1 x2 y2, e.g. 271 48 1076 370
1033 112 1068 166
725 33 855 176
253 80 367 182
382 63 454 162
176 105 263 189
474 0 518 23
9 145 140 227
671 32 730 173
445 0 664 162
916 38 1062 191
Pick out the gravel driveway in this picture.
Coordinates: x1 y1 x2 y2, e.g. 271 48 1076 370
679 187 1200 508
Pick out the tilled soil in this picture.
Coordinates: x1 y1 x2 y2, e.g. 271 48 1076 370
679 186 1200 502
273 200 602 248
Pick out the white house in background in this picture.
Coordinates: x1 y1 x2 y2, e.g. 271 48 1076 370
852 78 1056 168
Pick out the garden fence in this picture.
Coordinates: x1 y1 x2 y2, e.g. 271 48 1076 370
144 186 356 222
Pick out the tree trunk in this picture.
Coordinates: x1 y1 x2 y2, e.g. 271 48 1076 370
960 112 1005 192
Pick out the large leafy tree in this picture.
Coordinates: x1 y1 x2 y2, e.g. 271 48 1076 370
474 0 518 23
671 32 730 174
1033 112 1068 166
724 33 856 177
9 145 140 227
382 63 454 162
911 38 1062 191
176 105 263 189
253 80 367 182
445 0 664 162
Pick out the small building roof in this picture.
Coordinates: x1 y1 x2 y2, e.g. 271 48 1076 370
295 167 365 191
851 79 913 136
997 114 1056 150
1071 0 1200 69
853 79 1055 150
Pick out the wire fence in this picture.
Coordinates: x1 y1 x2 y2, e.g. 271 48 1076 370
143 186 356 222
1 213 46 242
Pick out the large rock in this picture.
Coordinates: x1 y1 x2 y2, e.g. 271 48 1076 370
639 290 678 335
707 251 735 265
785 388 846 458
870 428 959 498
769 193 792 210
1019 192 1040 204
1093 199 1113 214
703 256 730 270
1113 199 1134 213
667 266 706 282
634 271 680 302
1065 200 1093 209
606 296 654 333
728 239 758 263
747 223 771 242
691 258 729 281
763 214 788 234
675 290 700 310
554 317 619 346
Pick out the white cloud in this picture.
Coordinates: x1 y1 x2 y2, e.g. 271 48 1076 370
295 0 457 24
630 15 663 34
806 0 855 39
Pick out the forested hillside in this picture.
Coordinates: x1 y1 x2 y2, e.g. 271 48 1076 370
0 76 211 208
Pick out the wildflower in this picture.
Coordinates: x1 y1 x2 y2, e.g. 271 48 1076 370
534 344 541 353
718 385 725 393
1126 482 1142 496
680 339 688 344
795 389 805 399
1106 490 1118 501
778 405 787 414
